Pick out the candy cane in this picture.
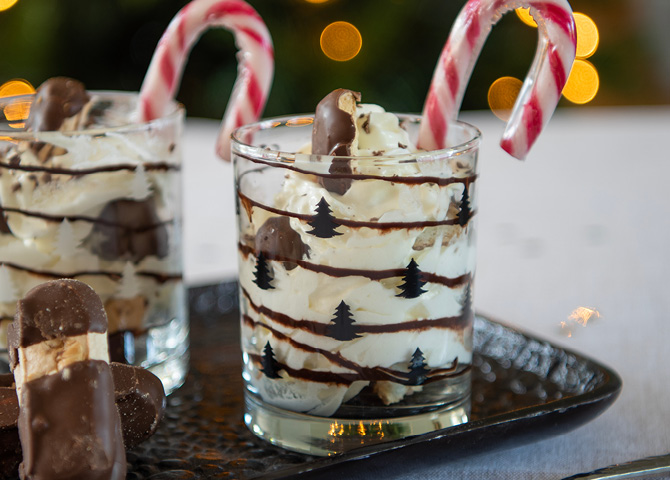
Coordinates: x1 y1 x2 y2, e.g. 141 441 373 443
418 0 576 160
138 0 274 161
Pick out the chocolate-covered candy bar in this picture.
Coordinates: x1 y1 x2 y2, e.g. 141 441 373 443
312 88 360 195
0 377 20 480
8 279 126 480
0 362 166 479
25 77 90 132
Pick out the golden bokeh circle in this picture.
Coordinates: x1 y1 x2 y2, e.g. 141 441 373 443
574 12 599 59
0 79 35 126
0 0 19 12
487 76 523 121
562 59 599 104
0 79 35 98
320 21 362 62
516 7 537 28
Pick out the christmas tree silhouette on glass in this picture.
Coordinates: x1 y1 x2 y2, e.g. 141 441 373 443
407 348 430 385
260 341 281 379
396 259 427 298
253 252 274 290
458 184 472 227
307 197 342 238
461 281 473 319
327 301 361 341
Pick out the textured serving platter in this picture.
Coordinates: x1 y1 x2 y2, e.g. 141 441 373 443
3 282 622 479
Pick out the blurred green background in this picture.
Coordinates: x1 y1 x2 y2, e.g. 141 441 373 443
0 0 668 119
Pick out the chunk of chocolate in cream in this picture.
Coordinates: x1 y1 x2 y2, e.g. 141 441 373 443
255 216 309 270
25 77 90 132
8 279 126 480
88 199 168 263
312 89 360 195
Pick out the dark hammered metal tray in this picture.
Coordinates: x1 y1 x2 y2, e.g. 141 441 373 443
123 282 621 479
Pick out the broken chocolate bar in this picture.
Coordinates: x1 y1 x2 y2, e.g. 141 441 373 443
0 361 166 479
312 89 360 195
0 377 20 480
111 362 166 447
25 77 90 132
8 279 126 480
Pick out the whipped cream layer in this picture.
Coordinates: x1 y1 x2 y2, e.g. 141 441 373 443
0 92 182 349
236 100 478 417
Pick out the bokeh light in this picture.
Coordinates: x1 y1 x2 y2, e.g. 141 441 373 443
303 0 330 3
487 76 523 121
512 10 600 106
574 12 599 59
0 0 19 12
0 79 35 129
320 21 362 62
516 8 537 28
562 59 599 104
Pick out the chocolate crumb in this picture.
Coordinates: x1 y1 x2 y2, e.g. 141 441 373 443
41 173 52 184
168 143 175 153
362 115 371 134
372 150 383 156
398 143 407 149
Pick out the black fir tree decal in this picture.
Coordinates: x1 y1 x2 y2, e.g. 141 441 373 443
407 348 430 385
253 252 274 290
307 197 342 238
260 341 282 379
458 183 472 227
326 301 361 341
396 259 428 298
461 281 473 319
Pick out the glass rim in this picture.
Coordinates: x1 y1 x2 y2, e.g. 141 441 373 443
0 90 184 137
231 113 482 163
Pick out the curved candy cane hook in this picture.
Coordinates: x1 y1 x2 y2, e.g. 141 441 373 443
418 0 576 159
138 0 274 161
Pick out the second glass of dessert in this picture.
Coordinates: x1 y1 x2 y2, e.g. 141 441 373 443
234 89 479 455
0 78 188 393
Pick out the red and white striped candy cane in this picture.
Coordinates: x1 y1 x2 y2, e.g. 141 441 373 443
418 0 576 159
138 0 273 160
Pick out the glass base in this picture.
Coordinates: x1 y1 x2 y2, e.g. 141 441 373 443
244 391 470 456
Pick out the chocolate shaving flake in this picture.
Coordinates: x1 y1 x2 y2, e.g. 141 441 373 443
398 143 407 149
372 150 383 156
11 182 21 192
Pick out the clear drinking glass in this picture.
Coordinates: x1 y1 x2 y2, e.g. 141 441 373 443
233 114 480 455
0 92 188 393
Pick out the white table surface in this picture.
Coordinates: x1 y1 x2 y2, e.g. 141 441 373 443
182 105 670 480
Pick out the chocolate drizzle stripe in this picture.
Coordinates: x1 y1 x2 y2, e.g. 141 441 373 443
0 261 181 283
241 287 468 336
238 242 470 288
238 191 476 230
244 314 467 385
234 151 477 187
0 161 180 175
1 206 173 231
